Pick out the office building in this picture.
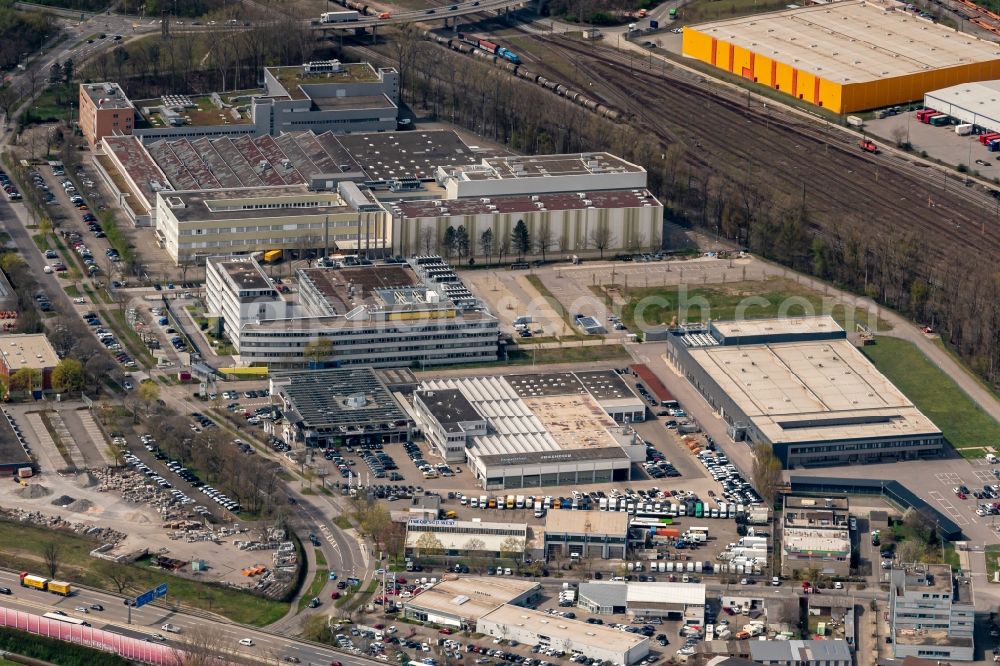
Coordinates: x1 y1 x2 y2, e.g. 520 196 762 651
270 367 411 448
79 83 135 146
0 335 60 392
890 563 974 661
206 256 498 369
155 183 390 265
667 316 944 467
781 495 851 578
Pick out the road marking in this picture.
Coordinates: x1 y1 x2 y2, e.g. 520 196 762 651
974 470 995 482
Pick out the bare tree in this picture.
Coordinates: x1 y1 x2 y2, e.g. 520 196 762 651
420 224 436 255
589 222 614 259
43 542 60 579
535 221 555 262
99 560 134 593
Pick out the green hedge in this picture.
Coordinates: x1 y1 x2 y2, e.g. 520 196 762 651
0 625 127 666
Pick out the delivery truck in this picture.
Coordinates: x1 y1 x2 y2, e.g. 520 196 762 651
19 571 73 596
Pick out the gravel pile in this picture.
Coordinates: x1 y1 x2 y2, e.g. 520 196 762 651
15 484 51 499
50 495 75 507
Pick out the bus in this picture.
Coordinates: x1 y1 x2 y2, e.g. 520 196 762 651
42 612 90 627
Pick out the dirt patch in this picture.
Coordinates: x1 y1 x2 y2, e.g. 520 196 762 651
15 484 52 499
50 495 75 507
74 470 100 488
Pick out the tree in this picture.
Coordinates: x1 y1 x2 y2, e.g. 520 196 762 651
303 338 334 366
62 58 73 85
63 263 81 290
535 221 554 262
420 224 435 255
454 225 470 259
511 220 530 260
43 542 60 578
98 560 134 593
479 228 494 264
896 539 926 565
443 226 457 259
8 368 41 394
751 442 782 507
414 532 444 558
463 538 488 572
51 358 84 393
499 536 525 563
138 380 160 415
38 217 52 242
49 60 62 84
589 221 614 259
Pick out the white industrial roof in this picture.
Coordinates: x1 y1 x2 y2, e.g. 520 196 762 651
926 80 1000 124
625 582 707 607
545 510 629 536
479 605 649 652
403 576 539 621
686 338 940 444
687 0 1000 85
419 376 627 457
712 316 843 339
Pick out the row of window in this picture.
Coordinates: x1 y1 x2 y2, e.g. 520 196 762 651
243 326 497 339
408 525 525 537
791 438 942 455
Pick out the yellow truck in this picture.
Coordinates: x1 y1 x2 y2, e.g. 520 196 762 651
19 572 73 596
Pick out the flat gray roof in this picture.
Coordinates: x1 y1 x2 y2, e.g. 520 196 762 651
579 582 627 608
460 153 642 180
749 640 851 663
336 130 491 182
545 510 629 536
209 256 273 292
0 412 31 469
81 82 133 109
417 388 482 433
160 186 351 223
711 316 844 339
686 337 940 444
272 368 409 432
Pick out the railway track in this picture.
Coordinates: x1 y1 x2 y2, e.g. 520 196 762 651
522 34 1000 264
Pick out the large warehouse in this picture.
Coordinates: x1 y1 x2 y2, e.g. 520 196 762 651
682 0 1000 113
412 374 645 489
666 316 944 467
925 80 1000 132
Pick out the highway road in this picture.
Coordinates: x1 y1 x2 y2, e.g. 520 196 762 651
0 568 380 665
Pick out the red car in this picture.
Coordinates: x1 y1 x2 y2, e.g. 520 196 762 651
958 492 967 500
331 591 340 599
439 628 453 635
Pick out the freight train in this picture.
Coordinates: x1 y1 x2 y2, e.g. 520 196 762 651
458 33 521 63
428 31 623 121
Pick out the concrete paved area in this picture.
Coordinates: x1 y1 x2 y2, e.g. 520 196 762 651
867 111 1000 180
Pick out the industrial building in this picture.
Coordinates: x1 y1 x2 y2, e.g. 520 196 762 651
401 576 540 629
477 605 650 666
393 152 662 257
85 61 399 147
666 316 944 467
924 80 1000 133
0 409 32 473
543 510 630 560
0 335 60 393
577 581 706 626
505 371 646 424
205 255 499 369
890 563 973 660
748 640 852 666
682 0 1000 113
154 184 390 265
404 519 532 559
781 495 851 578
79 83 135 147
269 368 411 448
412 374 644 489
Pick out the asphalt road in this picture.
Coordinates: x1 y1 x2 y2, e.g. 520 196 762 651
0 568 377 665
